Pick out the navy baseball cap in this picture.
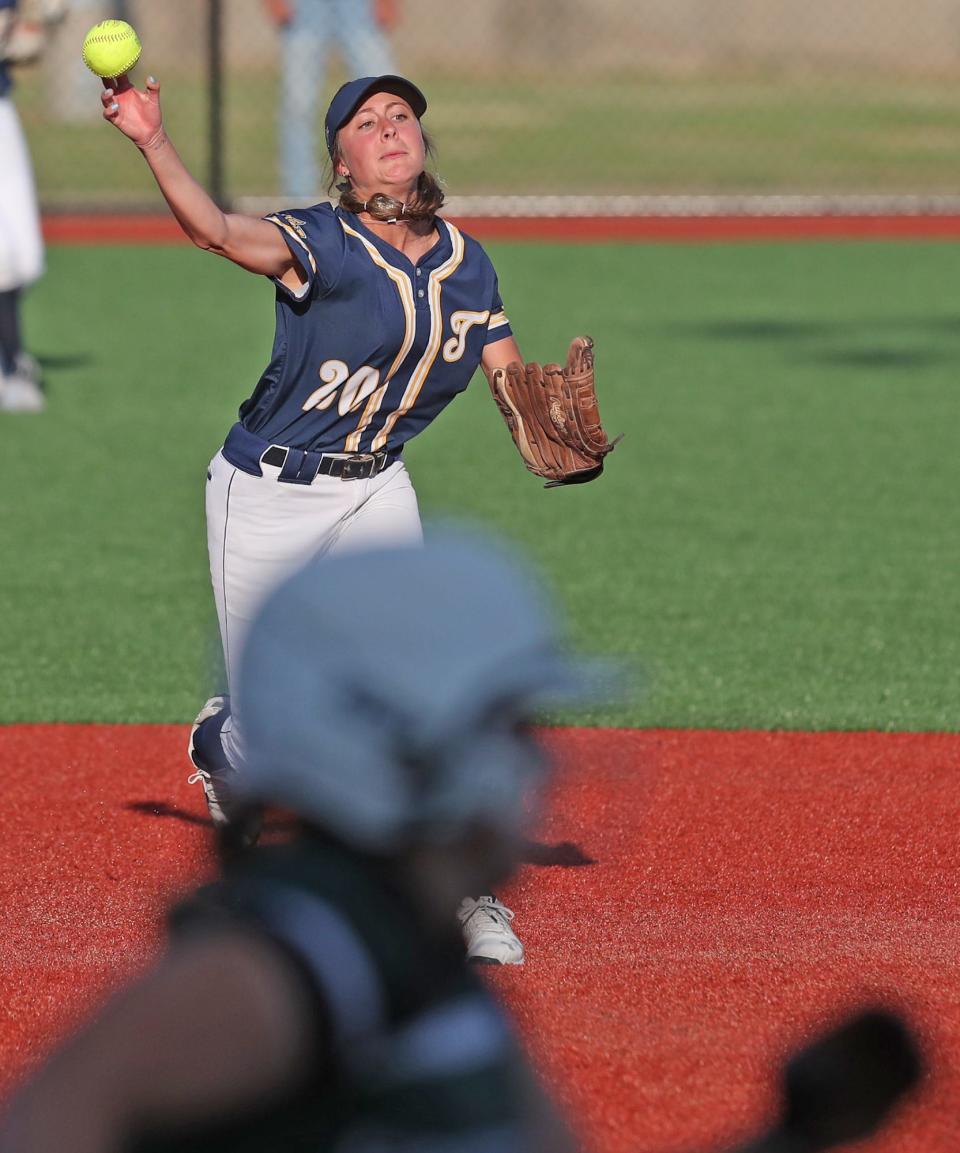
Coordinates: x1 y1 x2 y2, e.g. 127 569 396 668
324 75 428 159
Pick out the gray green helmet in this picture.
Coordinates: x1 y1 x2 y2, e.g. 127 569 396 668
234 526 600 851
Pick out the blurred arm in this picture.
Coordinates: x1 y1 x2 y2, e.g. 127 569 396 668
0 929 319 1153
374 0 400 31
514 1062 581 1153
261 0 293 28
37 0 70 24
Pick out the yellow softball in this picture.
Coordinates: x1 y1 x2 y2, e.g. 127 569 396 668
81 19 142 79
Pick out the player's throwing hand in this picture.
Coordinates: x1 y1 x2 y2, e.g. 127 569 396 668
101 74 162 148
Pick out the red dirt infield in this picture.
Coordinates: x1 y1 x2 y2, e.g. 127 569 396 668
0 723 957 1151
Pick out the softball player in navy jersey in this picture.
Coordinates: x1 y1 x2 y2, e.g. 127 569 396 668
102 73 527 962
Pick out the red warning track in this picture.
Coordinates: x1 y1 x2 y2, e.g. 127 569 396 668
41 213 960 245
0 723 956 1151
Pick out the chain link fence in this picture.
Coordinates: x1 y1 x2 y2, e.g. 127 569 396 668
12 0 960 213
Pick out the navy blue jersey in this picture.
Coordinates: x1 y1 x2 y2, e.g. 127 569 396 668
239 205 512 453
0 0 16 98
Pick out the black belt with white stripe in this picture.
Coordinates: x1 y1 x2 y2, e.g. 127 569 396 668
261 444 397 482
220 422 401 484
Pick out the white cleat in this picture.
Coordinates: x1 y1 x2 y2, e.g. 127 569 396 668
187 695 235 828
458 896 524 965
187 695 263 852
0 355 45 412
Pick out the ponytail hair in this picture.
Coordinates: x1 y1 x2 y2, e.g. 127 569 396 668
327 129 445 222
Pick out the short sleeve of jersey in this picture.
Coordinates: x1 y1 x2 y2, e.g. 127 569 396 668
485 274 513 345
263 202 346 303
453 231 513 348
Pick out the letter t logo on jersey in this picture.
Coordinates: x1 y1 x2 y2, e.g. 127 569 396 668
443 311 491 363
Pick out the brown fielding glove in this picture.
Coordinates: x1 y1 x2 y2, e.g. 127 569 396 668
490 336 621 488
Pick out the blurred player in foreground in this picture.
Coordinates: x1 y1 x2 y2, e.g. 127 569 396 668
0 531 922 1153
0 0 45 412
0 528 585 1153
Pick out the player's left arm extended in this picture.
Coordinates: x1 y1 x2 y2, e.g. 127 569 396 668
480 335 523 385
482 334 621 487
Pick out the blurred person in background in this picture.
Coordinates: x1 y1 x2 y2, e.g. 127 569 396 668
0 0 46 411
0 530 582 1153
43 0 125 122
262 0 400 201
99 70 536 964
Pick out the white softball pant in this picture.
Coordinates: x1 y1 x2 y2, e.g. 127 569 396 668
0 97 44 293
205 448 423 771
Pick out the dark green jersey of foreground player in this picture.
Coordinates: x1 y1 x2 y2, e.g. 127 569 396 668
131 833 534 1153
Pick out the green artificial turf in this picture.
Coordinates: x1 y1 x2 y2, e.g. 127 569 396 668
3 239 960 728
18 70 960 205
